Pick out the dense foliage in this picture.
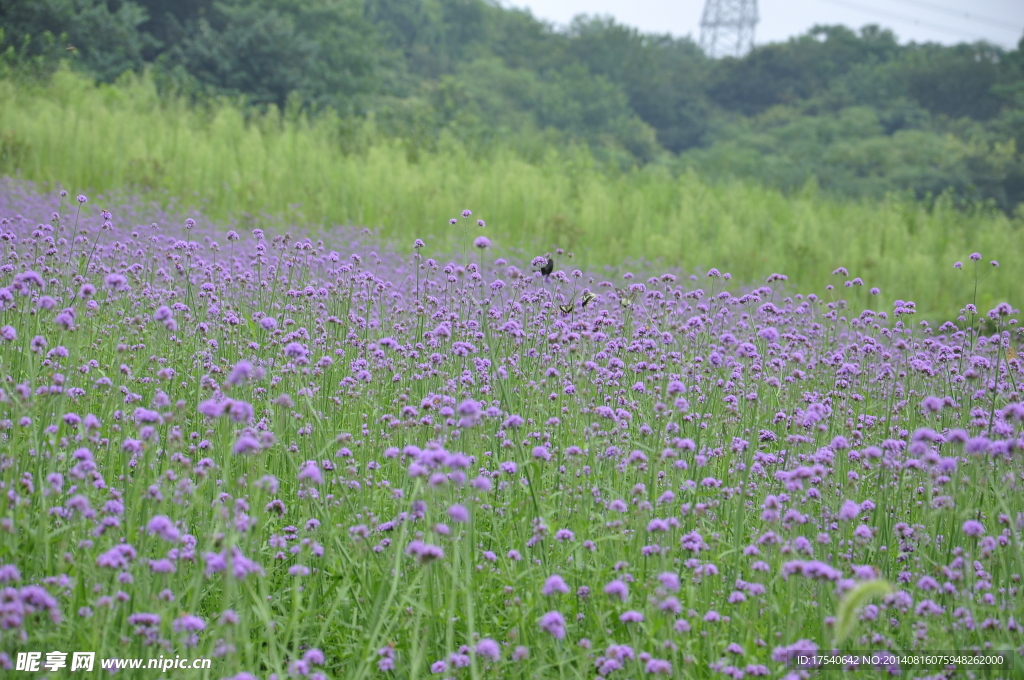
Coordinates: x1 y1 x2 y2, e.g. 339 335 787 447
2 71 1023 320
0 184 1022 678
1 0 1023 209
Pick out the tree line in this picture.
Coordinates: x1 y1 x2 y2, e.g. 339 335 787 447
2 0 1023 211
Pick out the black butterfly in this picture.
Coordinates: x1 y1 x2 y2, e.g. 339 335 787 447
540 257 554 278
581 290 596 308
615 287 640 308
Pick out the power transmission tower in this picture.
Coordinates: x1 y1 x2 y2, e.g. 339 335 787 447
700 0 759 58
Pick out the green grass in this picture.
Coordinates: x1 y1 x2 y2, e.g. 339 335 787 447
1 200 1021 679
0 66 1021 318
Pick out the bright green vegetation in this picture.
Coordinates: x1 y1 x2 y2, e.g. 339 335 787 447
2 1 1024 210
1 69 1021 319
0 189 1022 679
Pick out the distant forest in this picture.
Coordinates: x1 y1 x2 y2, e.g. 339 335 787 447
2 0 1023 211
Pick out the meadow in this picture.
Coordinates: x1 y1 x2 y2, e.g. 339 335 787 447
1 68 1023 320
0 175 1021 679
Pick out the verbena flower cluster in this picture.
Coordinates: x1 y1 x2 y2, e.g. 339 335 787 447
0 183 1021 679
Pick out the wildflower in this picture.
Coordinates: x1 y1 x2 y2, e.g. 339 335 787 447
542 574 570 595
538 610 566 639
645 659 672 674
838 500 860 521
172 614 205 633
227 360 256 386
298 461 324 485
233 435 261 455
146 515 180 542
604 579 629 601
406 540 445 564
475 638 500 661
963 520 985 537
448 504 469 523
658 572 680 592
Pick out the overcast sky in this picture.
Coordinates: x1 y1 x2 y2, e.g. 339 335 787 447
505 0 1024 50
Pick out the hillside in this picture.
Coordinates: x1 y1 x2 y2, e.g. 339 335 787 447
1 0 1023 210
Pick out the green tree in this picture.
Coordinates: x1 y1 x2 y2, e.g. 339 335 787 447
169 0 382 112
0 0 155 81
565 16 713 152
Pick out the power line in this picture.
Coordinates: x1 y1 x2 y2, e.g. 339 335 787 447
813 0 1006 42
700 0 759 57
883 0 1024 33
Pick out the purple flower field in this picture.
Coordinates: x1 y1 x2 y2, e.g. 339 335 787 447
0 182 1022 679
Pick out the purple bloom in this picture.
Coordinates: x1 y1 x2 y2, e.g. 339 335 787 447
838 500 860 521
604 579 629 601
226 399 254 423
0 564 22 583
198 399 227 418
149 559 176 574
203 552 227 577
229 547 264 581
645 659 672 674
146 515 180 542
542 574 570 595
234 434 261 455
127 613 161 627
538 610 566 639
658 572 680 592
298 461 324 485
96 544 136 569
283 342 307 358
771 639 818 663
963 520 985 537
406 540 445 564
227 360 256 386
172 614 206 633
475 638 501 662
448 504 469 523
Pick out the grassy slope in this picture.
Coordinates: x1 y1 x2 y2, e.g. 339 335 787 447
0 68 1021 318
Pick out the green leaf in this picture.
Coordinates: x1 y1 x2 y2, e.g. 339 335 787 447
834 579 894 646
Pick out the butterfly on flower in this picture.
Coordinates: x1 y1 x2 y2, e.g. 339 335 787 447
581 290 596 308
539 257 554 278
559 302 574 315
615 287 640 308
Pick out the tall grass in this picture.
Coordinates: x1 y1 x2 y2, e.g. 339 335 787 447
0 66 1021 317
